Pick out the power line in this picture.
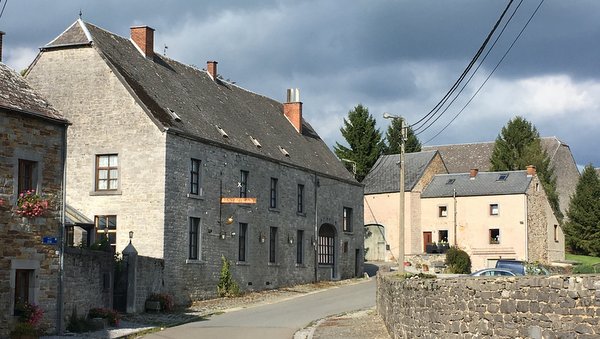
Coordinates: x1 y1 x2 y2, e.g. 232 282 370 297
410 0 515 131
423 0 546 145
415 0 524 136
0 0 8 22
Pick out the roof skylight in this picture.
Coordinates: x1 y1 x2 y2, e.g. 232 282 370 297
446 179 456 185
278 146 290 157
215 125 229 138
497 174 509 181
167 108 181 122
249 136 262 148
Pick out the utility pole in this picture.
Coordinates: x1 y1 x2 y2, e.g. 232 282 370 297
384 113 405 273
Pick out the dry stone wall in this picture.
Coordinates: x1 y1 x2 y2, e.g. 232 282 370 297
377 273 600 338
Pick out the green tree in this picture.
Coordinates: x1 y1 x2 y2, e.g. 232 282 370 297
384 118 421 154
563 165 600 256
334 104 384 181
490 116 561 219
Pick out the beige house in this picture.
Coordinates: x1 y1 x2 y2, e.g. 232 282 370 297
363 151 447 261
420 167 564 270
423 137 580 217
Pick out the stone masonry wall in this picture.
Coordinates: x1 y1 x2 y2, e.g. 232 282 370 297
63 248 113 320
134 256 164 312
377 273 600 338
0 109 66 337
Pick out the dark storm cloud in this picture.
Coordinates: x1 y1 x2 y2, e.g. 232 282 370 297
1 0 599 167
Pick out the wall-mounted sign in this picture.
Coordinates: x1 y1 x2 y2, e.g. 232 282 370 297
43 236 58 245
220 197 257 204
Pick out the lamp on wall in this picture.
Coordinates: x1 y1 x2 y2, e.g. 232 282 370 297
311 235 316 247
128 231 134 244
288 234 294 245
259 232 266 243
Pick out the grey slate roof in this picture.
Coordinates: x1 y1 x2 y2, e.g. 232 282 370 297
65 204 94 226
421 171 532 198
41 20 356 183
422 137 568 173
0 63 65 121
363 151 440 194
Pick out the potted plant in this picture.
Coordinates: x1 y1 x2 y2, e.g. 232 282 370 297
425 242 438 254
437 241 450 253
145 293 174 312
15 190 50 218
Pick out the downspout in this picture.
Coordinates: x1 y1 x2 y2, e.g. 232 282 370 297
524 192 529 261
453 188 457 246
57 124 67 334
313 172 319 283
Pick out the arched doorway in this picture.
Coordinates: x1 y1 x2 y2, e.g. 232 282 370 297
318 223 336 279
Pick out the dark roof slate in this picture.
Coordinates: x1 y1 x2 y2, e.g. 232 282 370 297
46 20 91 48
421 171 532 198
422 137 566 173
0 63 65 121
363 151 439 194
42 20 355 182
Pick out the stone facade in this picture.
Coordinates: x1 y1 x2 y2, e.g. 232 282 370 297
26 20 364 306
0 107 67 336
378 273 600 338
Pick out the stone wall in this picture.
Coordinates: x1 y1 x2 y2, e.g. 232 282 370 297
63 248 113 320
377 273 600 338
134 255 164 312
0 108 66 337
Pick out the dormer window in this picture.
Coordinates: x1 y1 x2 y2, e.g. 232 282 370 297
445 179 455 185
167 108 181 122
249 136 262 148
216 125 229 138
497 174 508 181
278 146 290 157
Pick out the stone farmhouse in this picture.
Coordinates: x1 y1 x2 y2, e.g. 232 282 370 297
420 166 564 270
0 46 69 336
423 137 580 216
363 151 447 261
25 20 364 304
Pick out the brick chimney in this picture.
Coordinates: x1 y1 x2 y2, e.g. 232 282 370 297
130 26 155 58
283 88 302 134
0 31 5 63
469 168 479 178
526 165 537 176
207 61 218 80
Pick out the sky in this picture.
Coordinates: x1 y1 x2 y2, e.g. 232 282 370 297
1 0 599 168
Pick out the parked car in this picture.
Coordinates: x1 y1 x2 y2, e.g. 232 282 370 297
495 259 550 275
470 268 520 277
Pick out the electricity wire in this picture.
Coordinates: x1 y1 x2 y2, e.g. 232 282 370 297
415 0 524 136
410 0 515 131
423 0 546 145
0 0 7 22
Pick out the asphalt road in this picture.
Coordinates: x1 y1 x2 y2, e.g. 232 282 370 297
143 278 376 339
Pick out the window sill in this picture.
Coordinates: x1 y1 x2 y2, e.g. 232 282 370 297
268 208 280 213
90 190 122 196
343 231 353 235
296 212 306 217
295 263 306 268
489 242 500 245
185 259 205 265
268 262 279 267
236 261 250 266
187 193 205 200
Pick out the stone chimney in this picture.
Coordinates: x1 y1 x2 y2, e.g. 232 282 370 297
526 165 537 176
0 31 5 63
283 88 302 134
207 61 218 80
469 168 479 178
130 26 155 58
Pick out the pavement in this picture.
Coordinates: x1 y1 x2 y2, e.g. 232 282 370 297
42 262 394 339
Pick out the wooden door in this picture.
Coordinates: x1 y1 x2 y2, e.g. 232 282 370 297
423 232 432 252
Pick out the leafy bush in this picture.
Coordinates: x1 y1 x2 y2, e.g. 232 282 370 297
445 246 471 274
147 293 175 312
573 264 600 274
88 307 120 326
217 255 240 297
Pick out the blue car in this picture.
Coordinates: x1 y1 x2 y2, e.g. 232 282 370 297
470 268 520 277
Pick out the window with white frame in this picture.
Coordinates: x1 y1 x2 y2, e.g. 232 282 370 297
438 205 448 217
343 207 353 232
96 154 118 191
489 228 500 244
95 215 117 251
490 204 499 215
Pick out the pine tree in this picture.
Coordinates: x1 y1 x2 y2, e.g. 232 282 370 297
563 165 600 256
384 118 422 154
490 116 562 219
334 104 384 181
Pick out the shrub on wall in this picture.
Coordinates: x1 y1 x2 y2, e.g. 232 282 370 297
217 255 240 297
445 246 471 274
